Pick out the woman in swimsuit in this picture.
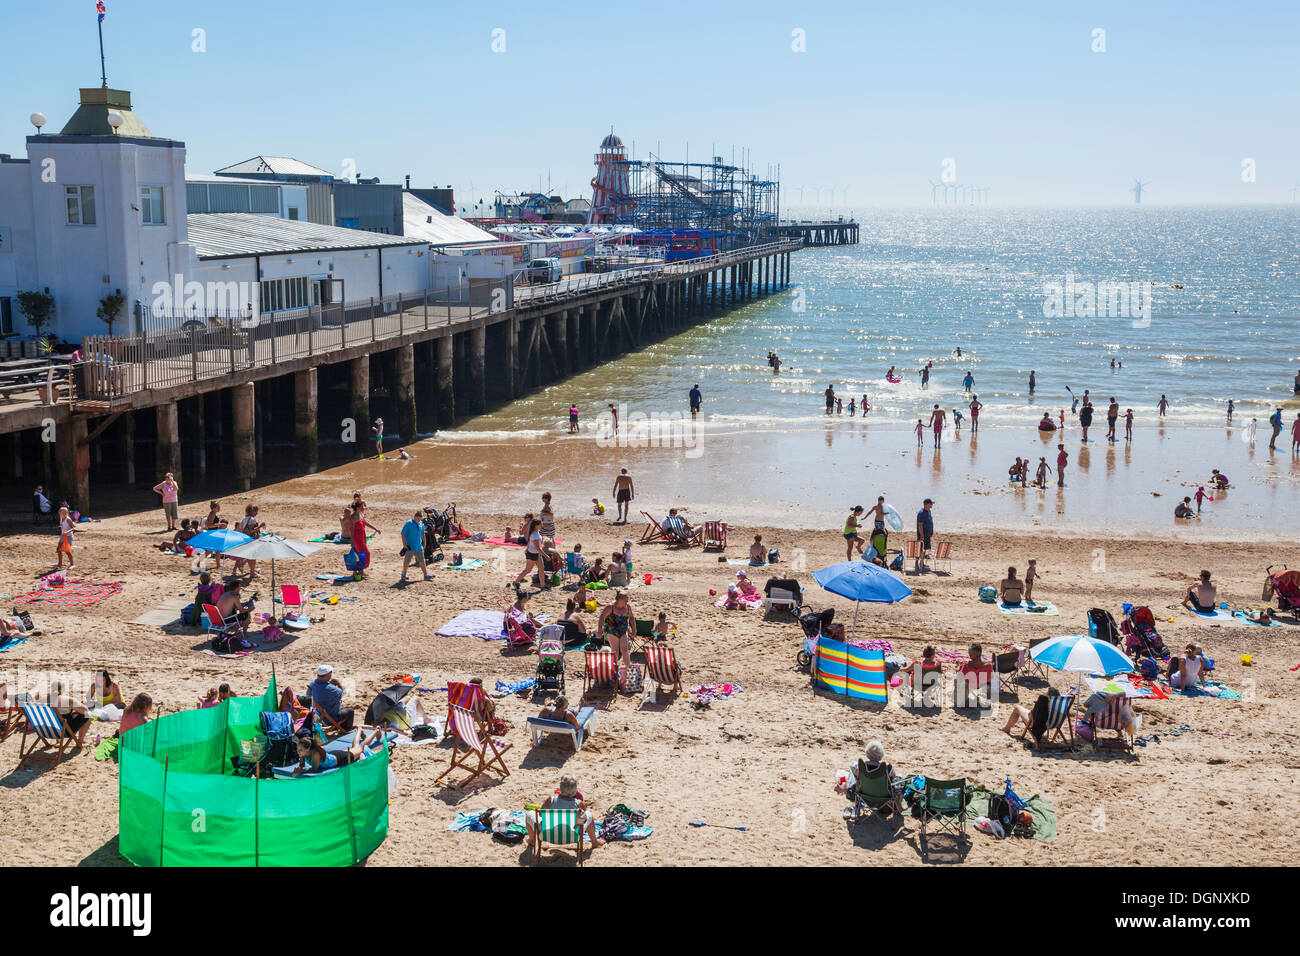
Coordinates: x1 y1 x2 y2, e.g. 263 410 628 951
540 493 557 538
291 728 386 776
598 591 636 669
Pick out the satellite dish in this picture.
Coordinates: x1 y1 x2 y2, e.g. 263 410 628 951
106 111 124 131
30 112 46 131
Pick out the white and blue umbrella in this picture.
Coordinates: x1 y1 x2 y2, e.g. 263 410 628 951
1030 634 1134 677
187 528 252 553
812 561 913 635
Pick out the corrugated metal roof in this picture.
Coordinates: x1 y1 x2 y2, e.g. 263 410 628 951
213 156 335 178
402 193 500 246
187 213 426 259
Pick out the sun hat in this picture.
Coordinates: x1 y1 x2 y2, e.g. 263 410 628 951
317 665 333 677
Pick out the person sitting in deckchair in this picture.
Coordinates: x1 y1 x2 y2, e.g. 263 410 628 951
1081 691 1141 735
525 774 604 848
1002 687 1062 746
290 728 387 776
999 567 1024 606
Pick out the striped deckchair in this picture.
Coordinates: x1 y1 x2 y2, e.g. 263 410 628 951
638 511 673 545
1022 693 1075 750
15 703 75 768
905 539 927 571
934 541 953 573
643 645 683 701
583 648 618 697
1088 697 1134 753
435 704 512 786
531 808 584 866
446 680 486 734
703 521 727 551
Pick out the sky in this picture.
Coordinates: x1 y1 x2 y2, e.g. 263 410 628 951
2 0 1298 208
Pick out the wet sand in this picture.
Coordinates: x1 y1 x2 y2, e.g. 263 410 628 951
2 447 1299 867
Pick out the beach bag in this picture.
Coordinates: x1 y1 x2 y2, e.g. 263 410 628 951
890 553 904 571
768 548 780 563
602 813 629 842
978 586 998 603
1138 657 1159 680
180 604 197 626
14 611 35 632
987 792 1013 829
210 632 244 654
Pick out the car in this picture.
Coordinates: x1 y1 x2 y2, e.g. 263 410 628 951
526 257 562 284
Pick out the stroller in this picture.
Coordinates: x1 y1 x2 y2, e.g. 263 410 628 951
1088 607 1121 645
535 626 566 695
1121 604 1166 659
1264 566 1300 620
795 606 836 670
421 503 461 561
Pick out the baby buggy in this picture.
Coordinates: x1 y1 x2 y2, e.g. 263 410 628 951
535 626 566 695
796 606 836 670
421 502 461 560
1121 604 1166 659
1264 566 1300 621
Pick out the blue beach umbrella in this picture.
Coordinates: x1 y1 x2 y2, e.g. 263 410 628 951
1030 634 1134 677
187 528 252 553
812 561 913 635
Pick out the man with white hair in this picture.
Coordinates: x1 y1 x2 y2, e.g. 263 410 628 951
306 664 353 731
526 774 604 851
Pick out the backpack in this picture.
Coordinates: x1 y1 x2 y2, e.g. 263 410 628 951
210 632 246 654
987 792 1013 829
890 553 904 572
978 586 998 603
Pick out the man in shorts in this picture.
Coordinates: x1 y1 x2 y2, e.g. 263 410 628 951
613 468 635 524
1106 397 1120 442
689 384 702 415
400 510 432 582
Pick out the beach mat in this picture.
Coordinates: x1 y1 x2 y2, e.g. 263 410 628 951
0 636 29 655
1231 610 1282 627
727 559 770 567
1186 607 1238 623
482 536 563 547
440 558 486 571
714 593 764 609
127 596 190 628
315 573 356 584
1168 680 1243 701
437 609 506 640
997 600 1058 616
1085 675 1170 700
11 579 123 607
965 787 1056 842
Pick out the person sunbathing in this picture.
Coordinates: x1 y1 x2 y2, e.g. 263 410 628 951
749 534 767 564
1168 643 1209 691
999 567 1024 605
37 679 92 748
1081 690 1141 735
469 677 508 735
538 694 581 730
1002 687 1062 746
279 686 312 729
1 615 35 639
154 519 193 552
290 728 386 776
526 774 604 849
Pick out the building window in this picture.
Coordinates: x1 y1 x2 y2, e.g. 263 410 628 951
259 275 311 313
140 186 166 225
65 185 96 225
288 207 299 221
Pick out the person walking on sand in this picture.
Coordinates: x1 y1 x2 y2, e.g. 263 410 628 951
689 383 702 416
1106 397 1120 442
928 405 946 449
400 510 432 583
56 505 76 570
969 395 983 433
1056 444 1068 487
843 505 866 560
152 472 180 532
1158 395 1169 418
613 468 635 524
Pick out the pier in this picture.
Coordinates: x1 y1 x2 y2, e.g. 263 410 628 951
0 240 802 511
771 220 859 246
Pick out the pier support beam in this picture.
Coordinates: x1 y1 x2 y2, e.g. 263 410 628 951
552 312 568 375
349 355 370 451
468 325 487 413
294 367 319 474
436 334 455 429
232 383 256 490
584 305 597 364
505 317 519 399
396 343 417 443
155 402 181 484
119 410 135 484
55 417 90 514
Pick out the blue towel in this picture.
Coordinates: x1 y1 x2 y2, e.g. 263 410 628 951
0 637 29 655
494 677 537 696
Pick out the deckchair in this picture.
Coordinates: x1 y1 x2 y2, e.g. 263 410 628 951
436 704 512 785
933 541 953 573
531 808 584 866
279 584 305 617
15 703 75 769
311 700 350 739
905 539 927 572
642 645 683 701
703 521 727 551
1088 697 1134 753
1024 636 1052 682
582 648 619 697
0 704 19 743
850 760 903 827
446 680 487 733
638 511 673 545
527 707 598 751
676 520 703 548
563 552 588 585
920 777 968 850
505 614 535 649
202 602 239 635
1021 693 1075 750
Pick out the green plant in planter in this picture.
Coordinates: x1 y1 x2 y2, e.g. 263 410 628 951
97 291 126 335
16 290 55 339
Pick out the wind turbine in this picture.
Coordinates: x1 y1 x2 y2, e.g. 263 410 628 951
1131 178 1149 204
1290 184 1300 202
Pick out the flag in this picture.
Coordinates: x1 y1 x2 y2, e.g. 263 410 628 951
97 2 106 23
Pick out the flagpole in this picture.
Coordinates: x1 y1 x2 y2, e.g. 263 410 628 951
98 14 107 88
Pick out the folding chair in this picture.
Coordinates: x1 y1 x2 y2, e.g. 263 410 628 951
531 808 584 866
436 704 512 785
901 665 944 711
954 664 994 710
1024 636 1053 681
920 777 968 850
582 648 619 697
762 587 799 618
279 584 305 618
703 521 727 551
0 704 19 743
1021 693 1076 750
202 602 239 635
563 551 588 585
677 520 703 548
642 645 683 702
934 541 953 573
311 700 350 739
992 650 1021 693
638 511 673 545
1088 697 1134 753
850 760 903 827
631 618 656 657
15 703 75 769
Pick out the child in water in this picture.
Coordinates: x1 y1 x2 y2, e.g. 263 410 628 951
952 408 964 427
848 398 856 416
914 419 925 448
1194 486 1210 513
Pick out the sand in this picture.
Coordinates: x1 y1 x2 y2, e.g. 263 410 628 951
2 480 1298 867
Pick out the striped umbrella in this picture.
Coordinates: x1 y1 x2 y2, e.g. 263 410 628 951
1030 634 1134 677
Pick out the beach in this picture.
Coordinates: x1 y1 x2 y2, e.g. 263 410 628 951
2 462 1297 866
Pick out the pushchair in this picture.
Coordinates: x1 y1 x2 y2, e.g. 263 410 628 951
1264 566 1300 620
1121 604 1166 659
535 626 566 695
1087 607 1121 645
795 606 836 669
421 502 461 560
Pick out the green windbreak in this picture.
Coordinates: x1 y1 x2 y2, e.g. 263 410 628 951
118 678 389 867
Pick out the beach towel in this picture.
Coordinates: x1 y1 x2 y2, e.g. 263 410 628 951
94 737 121 762
965 787 1056 842
315 573 355 584
1231 610 1282 627
1186 606 1237 623
1169 680 1242 701
996 600 1059 616
687 683 743 705
0 636 29 655
714 592 764 609
596 820 653 842
493 677 537 697
1085 675 1170 700
437 609 507 640
11 579 123 607
727 559 769 567
440 558 486 571
127 596 190 628
483 536 563 547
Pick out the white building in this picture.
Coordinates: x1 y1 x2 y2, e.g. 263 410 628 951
0 85 437 340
